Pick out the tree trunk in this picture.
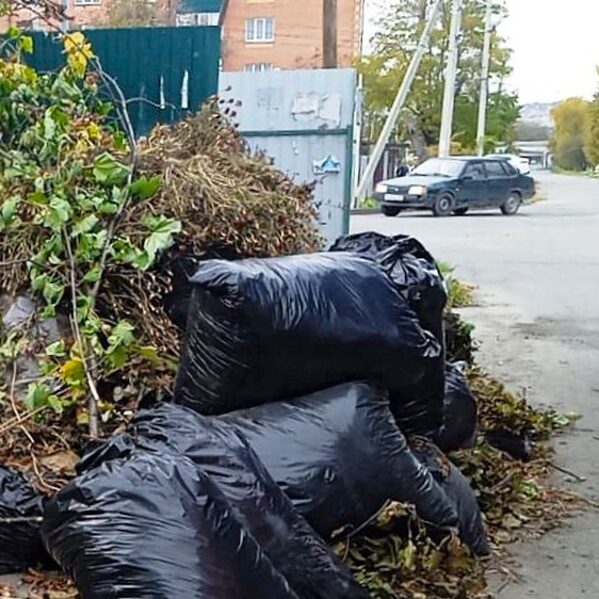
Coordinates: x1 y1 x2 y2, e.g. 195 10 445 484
405 112 429 161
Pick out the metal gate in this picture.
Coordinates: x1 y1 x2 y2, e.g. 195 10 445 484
220 68 356 245
27 26 221 137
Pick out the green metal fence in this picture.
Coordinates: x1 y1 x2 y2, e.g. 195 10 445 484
27 26 221 136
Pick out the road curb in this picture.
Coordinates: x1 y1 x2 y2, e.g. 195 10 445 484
350 208 380 215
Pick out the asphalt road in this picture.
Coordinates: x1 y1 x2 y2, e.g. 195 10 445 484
352 170 599 598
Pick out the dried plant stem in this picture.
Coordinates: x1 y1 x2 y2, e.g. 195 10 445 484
63 229 101 438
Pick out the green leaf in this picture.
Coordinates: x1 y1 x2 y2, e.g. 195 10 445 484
130 175 161 199
7 26 19 39
98 201 118 215
132 251 151 270
83 266 102 283
139 216 182 270
113 131 129 152
60 359 85 386
31 272 48 292
93 153 129 185
43 280 65 306
25 383 51 410
28 190 46 204
112 238 145 265
76 295 92 321
1 197 18 224
106 345 128 370
72 214 99 236
108 321 135 347
46 196 71 230
47 395 64 415
43 108 57 140
45 340 66 358
19 35 34 54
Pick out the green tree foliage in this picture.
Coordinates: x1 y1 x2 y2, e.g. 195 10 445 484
0 30 174 429
584 74 599 168
359 0 519 154
106 0 162 28
551 98 589 171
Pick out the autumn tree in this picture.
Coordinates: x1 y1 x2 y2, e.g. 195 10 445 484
551 98 589 171
584 74 599 168
106 0 166 28
359 0 519 157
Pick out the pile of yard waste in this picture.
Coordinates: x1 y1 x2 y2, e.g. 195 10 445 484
1 228 576 599
0 30 577 599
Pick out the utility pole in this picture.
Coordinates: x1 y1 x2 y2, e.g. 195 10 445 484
323 0 338 68
476 0 493 156
351 74 364 208
438 0 462 157
355 0 443 202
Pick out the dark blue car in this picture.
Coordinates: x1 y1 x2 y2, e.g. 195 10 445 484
373 156 536 217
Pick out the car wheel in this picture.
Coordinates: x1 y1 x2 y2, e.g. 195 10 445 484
501 192 521 215
432 195 454 217
382 206 402 217
453 208 469 216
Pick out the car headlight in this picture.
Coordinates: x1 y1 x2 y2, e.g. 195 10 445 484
375 183 388 193
408 185 427 196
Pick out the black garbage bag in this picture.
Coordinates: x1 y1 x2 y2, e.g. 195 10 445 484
409 438 490 556
43 452 302 599
329 232 447 342
436 363 478 452
78 406 369 599
484 429 533 462
174 252 441 416
218 383 458 539
0 466 51 574
329 233 447 437
163 246 242 331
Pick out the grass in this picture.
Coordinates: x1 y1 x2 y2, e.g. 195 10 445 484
437 262 475 309
358 197 379 210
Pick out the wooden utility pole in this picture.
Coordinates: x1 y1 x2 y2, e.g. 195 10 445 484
323 0 338 68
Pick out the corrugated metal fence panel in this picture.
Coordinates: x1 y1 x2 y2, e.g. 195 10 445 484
246 134 350 245
220 69 356 245
220 68 356 132
27 26 221 137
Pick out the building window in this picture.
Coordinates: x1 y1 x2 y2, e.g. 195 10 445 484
176 12 219 26
73 0 102 5
245 17 275 43
244 63 274 72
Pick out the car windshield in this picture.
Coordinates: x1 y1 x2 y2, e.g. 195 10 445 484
412 158 466 177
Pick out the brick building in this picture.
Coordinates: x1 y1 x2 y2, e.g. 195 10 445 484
0 0 176 31
220 0 363 71
1 0 364 71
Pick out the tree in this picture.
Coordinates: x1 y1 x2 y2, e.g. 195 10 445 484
584 73 599 168
106 0 165 28
551 98 589 171
359 0 519 156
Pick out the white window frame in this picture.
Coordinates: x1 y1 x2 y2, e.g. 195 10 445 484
244 63 274 73
176 12 218 27
245 17 275 43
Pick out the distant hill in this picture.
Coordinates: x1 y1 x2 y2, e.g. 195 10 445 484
517 102 557 141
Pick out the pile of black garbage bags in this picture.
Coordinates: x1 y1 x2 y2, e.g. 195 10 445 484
1 232 489 598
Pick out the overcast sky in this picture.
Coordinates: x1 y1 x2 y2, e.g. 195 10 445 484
365 0 599 104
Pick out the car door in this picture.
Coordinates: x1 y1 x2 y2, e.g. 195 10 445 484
456 161 488 207
484 160 513 206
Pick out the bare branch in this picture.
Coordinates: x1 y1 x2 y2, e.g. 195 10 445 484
0 516 43 524
63 228 101 438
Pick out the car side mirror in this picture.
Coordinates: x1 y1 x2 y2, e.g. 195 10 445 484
460 174 473 181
